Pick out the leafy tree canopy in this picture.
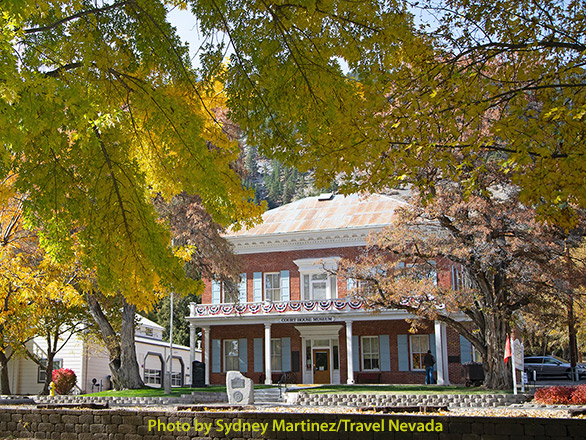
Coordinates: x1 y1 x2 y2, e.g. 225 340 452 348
196 0 585 224
0 1 262 308
341 167 586 388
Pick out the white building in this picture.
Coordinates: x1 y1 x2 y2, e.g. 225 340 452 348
8 315 200 394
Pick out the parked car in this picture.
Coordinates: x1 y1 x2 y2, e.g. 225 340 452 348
524 356 586 379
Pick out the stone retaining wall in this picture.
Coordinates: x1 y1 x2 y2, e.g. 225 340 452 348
0 406 582 440
287 392 532 408
32 392 228 407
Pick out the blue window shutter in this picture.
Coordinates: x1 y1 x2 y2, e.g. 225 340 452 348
280 270 290 302
379 335 391 371
460 335 472 364
397 335 409 371
212 339 221 373
254 338 263 372
211 280 221 304
429 334 437 371
238 339 248 373
239 273 247 303
282 337 291 372
253 272 262 302
352 335 359 371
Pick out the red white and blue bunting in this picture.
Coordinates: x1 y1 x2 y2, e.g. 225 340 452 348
192 298 365 316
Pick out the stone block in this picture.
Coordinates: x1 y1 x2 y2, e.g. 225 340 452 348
90 423 105 433
61 415 79 424
78 414 94 424
118 423 137 434
524 423 545 436
226 371 254 405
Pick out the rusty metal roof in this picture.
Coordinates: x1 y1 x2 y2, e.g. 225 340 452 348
227 194 407 237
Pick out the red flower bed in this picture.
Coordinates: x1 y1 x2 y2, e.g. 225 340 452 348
533 385 586 405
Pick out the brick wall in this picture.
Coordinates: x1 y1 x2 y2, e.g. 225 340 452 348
202 246 361 304
208 321 465 385
0 407 582 440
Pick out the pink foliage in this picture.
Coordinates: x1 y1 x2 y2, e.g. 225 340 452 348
52 368 77 395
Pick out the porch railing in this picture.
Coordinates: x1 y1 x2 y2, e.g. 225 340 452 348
190 297 365 317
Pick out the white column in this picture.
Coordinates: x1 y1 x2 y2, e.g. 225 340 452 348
440 323 449 385
434 320 450 385
264 323 272 384
202 326 210 386
346 320 354 384
189 323 196 386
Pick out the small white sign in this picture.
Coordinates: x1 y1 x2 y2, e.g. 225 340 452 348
279 316 336 323
513 339 524 371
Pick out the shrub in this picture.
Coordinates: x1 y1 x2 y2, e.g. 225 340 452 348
570 384 586 405
534 385 577 405
52 368 77 395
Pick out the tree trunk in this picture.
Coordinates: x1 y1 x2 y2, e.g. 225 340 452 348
568 298 578 377
41 351 56 395
482 313 512 389
86 292 144 390
0 350 11 395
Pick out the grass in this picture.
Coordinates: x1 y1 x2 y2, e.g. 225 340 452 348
300 384 513 395
84 385 274 397
83 384 512 397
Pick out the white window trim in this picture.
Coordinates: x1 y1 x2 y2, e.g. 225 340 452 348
223 339 239 372
294 257 340 301
264 272 281 302
361 336 380 371
301 272 338 300
409 334 430 371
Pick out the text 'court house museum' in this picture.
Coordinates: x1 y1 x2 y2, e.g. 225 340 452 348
186 194 475 385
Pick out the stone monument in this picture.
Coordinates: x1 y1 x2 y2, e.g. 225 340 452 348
226 371 254 404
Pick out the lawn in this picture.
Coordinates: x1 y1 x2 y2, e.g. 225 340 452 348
83 385 274 397
300 385 513 395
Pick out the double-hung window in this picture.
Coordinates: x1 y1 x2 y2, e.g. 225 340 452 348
294 257 340 301
271 339 282 371
38 359 63 383
410 334 430 370
264 273 281 301
407 261 437 285
362 336 380 370
303 273 328 300
144 368 162 385
224 340 239 372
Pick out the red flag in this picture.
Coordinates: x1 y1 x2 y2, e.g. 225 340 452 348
504 334 511 363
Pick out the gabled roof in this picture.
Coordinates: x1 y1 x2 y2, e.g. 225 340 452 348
137 315 164 330
227 193 407 238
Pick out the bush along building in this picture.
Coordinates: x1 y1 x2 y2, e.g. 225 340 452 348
186 194 476 385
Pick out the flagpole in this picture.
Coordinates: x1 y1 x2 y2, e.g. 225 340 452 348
511 334 518 395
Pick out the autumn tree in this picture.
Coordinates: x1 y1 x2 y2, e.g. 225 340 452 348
342 173 586 389
146 192 242 346
1 2 262 388
0 177 84 394
195 0 586 222
25 269 89 395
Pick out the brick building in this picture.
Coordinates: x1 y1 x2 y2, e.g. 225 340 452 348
186 194 475 385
